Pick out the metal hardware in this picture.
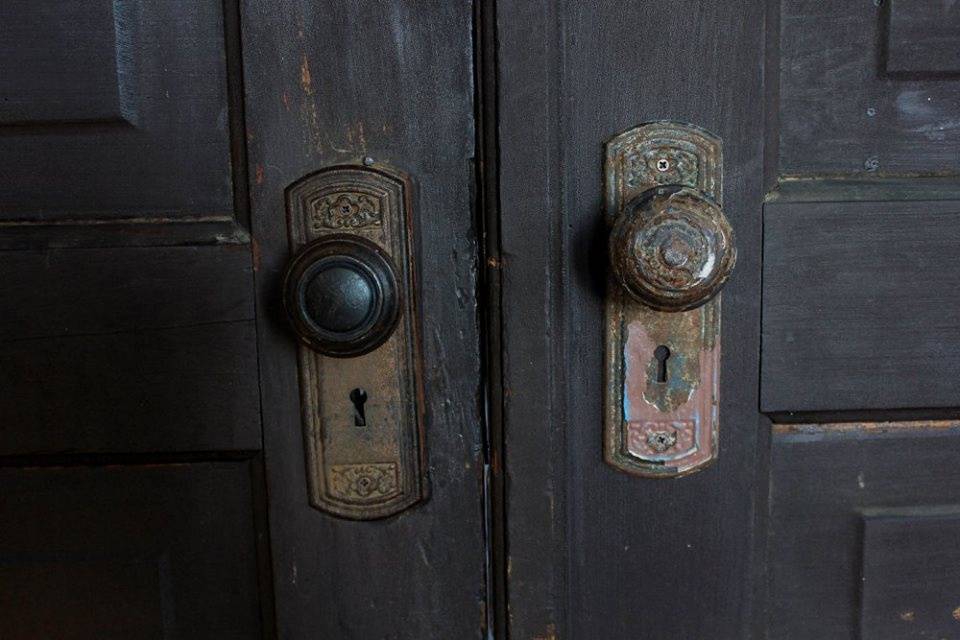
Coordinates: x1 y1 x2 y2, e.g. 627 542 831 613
604 122 733 477
610 185 735 311
283 234 401 357
285 164 426 519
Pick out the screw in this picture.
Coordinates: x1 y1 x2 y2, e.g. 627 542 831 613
866 107 877 117
362 156 375 166
656 158 671 172
864 156 880 172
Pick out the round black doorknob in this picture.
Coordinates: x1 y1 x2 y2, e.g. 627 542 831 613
283 234 401 357
609 185 736 311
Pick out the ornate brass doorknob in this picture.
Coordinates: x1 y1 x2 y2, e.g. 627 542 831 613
283 234 401 357
609 185 736 311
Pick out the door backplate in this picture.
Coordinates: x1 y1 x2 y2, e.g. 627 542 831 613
604 122 725 478
285 164 427 519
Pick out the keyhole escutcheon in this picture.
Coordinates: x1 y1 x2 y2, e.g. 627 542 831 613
654 345 671 383
349 388 368 426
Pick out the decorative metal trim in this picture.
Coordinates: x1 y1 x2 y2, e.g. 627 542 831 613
286 164 426 519
604 122 724 478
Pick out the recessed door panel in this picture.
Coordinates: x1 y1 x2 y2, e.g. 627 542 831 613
0 0 236 224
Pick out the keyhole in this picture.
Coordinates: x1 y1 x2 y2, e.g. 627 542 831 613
654 345 671 383
349 388 368 426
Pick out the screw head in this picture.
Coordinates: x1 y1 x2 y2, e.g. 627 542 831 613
656 158 671 172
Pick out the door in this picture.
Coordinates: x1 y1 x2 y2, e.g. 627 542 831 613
494 1 960 639
6 2 959 638
1 1 487 638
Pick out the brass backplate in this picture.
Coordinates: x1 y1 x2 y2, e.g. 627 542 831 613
286 164 426 519
604 122 723 477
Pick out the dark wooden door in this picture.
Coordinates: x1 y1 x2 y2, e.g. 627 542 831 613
1 1 486 638
493 1 960 639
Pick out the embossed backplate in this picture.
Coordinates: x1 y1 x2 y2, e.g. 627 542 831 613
604 122 723 477
286 165 426 518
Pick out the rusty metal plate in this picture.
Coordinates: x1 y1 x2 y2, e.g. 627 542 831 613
286 164 426 518
604 122 723 477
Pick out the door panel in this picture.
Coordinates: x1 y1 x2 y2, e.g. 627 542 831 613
762 200 960 415
777 0 960 175
0 0 237 223
759 0 960 637
0 246 259 454
0 0 268 635
240 1 487 637
0 462 263 638
770 427 960 639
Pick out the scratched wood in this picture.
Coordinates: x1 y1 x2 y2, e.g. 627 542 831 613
496 1 766 637
240 1 487 637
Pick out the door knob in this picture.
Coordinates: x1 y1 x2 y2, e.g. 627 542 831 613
604 122 730 478
609 184 736 312
283 233 401 358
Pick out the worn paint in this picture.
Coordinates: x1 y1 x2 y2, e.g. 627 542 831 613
772 420 960 435
615 299 720 475
297 53 324 153
604 122 726 478
299 53 313 95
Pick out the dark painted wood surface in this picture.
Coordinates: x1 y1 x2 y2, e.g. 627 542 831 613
0 246 260 454
0 0 237 223
0 461 264 638
240 1 486 637
0 1 269 634
761 200 960 416
886 0 960 76
778 0 960 175
769 426 960 639
496 1 766 637
861 510 960 639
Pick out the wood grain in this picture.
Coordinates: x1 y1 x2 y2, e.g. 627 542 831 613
0 0 236 224
240 1 487 636
761 200 960 416
497 1 766 637
0 245 260 454
0 462 264 638
769 429 960 638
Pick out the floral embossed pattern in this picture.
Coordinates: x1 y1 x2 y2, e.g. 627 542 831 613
311 192 382 231
328 463 399 503
625 147 699 191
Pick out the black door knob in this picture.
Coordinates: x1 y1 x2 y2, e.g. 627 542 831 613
609 185 736 311
283 234 401 357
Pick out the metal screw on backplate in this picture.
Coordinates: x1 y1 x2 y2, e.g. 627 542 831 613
656 158 671 172
864 156 880 172
646 430 678 452
866 107 877 117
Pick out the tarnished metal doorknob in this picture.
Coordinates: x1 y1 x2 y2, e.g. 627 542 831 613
283 234 401 357
609 184 736 312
